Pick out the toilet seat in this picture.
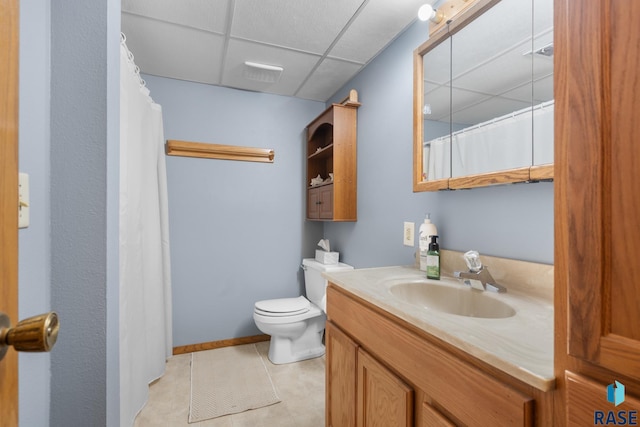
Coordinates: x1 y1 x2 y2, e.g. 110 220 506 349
254 296 310 317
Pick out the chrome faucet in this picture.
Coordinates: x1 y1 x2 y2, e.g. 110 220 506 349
454 266 507 293
454 250 507 293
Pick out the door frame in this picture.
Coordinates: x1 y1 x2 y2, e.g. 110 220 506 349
0 0 20 424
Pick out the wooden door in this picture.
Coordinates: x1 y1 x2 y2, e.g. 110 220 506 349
0 0 20 424
555 0 640 424
357 348 413 427
556 0 640 379
326 322 358 427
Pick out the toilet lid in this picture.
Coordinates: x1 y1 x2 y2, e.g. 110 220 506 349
255 296 310 317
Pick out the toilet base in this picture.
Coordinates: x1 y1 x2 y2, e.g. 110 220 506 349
266 315 326 364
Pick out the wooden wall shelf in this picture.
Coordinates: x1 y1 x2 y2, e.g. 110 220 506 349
165 140 275 163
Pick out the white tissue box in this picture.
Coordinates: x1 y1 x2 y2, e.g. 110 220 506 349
315 250 339 265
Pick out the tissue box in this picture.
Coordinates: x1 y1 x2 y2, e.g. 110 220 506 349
315 250 339 265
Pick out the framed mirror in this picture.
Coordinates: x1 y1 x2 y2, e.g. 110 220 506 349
413 0 554 191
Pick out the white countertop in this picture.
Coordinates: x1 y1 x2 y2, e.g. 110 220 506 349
323 265 555 391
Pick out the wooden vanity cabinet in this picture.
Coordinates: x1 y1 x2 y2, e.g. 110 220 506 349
326 322 413 427
306 103 359 222
326 285 552 427
555 1 640 424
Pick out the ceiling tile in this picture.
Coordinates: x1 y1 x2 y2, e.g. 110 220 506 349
122 0 229 33
230 0 365 54
452 45 533 96
220 39 321 97
329 0 423 63
122 14 225 85
295 58 362 101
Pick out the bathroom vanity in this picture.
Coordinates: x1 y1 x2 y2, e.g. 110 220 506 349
323 262 555 426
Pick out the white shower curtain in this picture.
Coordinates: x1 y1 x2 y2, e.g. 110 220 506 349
119 35 172 426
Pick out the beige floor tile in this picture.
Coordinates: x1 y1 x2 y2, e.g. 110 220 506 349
135 343 325 427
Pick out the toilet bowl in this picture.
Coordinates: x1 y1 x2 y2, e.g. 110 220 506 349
253 258 353 364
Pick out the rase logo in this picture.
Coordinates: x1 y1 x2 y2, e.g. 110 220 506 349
594 381 638 425
609 381 626 407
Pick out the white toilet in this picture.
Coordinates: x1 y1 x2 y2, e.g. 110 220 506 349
253 258 353 364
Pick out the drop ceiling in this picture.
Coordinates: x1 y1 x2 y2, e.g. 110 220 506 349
121 0 428 102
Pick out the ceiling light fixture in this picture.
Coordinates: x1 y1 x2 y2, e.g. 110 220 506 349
418 3 444 23
243 61 284 84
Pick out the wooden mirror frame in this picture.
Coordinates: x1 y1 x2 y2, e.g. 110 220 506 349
413 0 554 192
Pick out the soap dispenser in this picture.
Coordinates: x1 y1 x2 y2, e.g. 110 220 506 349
426 235 440 280
419 214 438 271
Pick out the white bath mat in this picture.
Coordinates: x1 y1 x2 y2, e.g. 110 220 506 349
188 343 281 423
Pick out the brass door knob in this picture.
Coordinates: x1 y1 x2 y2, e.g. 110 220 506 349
0 311 59 361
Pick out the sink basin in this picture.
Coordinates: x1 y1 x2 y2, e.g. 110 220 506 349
389 281 516 319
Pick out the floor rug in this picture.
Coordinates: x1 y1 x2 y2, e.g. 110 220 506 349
189 343 281 423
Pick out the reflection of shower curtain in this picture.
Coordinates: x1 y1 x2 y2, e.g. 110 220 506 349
119 35 172 426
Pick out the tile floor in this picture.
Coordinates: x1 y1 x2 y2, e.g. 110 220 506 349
134 341 326 426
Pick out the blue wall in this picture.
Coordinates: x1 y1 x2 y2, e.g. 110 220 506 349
324 20 554 267
142 76 325 346
49 0 121 425
144 17 553 348
18 2 51 426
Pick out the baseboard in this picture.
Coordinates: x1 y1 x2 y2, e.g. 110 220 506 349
172 334 270 355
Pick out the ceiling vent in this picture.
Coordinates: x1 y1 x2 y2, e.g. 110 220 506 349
243 61 284 84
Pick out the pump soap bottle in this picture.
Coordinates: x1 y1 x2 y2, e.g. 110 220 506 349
419 214 438 271
426 235 440 280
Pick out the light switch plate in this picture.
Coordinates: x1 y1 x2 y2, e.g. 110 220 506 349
403 222 415 246
19 173 29 229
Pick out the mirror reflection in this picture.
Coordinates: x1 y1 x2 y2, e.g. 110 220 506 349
418 0 553 188
422 36 451 181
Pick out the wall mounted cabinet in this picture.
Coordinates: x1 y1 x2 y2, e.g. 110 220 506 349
306 101 359 221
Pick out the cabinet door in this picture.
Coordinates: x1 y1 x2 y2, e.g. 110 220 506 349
318 185 333 219
421 402 456 427
326 322 357 427
308 187 320 219
357 348 413 427
565 372 640 426
558 0 640 380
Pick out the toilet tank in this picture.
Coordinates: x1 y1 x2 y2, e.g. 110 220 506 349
302 258 353 308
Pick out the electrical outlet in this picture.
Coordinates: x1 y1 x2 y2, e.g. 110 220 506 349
403 222 415 246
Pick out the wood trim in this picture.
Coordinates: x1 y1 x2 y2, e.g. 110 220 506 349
172 334 270 355
413 179 450 192
0 0 20 423
529 164 554 181
563 0 609 363
338 89 361 107
165 140 275 163
448 167 531 189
